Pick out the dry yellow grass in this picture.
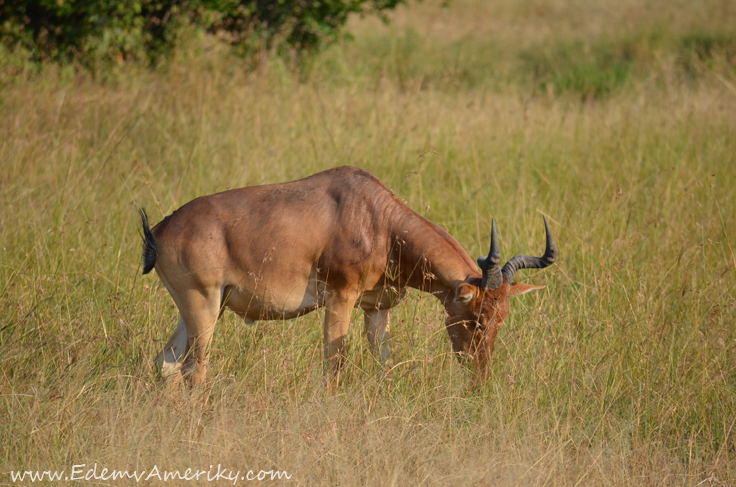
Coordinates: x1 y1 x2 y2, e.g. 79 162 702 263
1 0 735 485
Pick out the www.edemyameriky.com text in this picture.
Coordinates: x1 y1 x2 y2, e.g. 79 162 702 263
9 463 292 483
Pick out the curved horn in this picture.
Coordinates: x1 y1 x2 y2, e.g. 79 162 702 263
501 216 558 283
477 219 503 289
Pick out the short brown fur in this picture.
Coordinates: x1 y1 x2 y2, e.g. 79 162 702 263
143 166 549 386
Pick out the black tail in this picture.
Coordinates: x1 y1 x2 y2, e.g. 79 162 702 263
138 207 158 275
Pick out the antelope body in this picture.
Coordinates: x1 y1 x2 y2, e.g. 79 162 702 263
140 166 557 385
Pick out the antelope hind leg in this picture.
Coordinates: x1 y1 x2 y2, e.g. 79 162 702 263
155 315 188 381
180 290 221 387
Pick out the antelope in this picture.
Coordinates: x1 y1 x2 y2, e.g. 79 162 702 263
139 166 557 386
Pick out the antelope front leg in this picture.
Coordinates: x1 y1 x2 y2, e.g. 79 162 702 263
364 308 393 369
323 293 356 389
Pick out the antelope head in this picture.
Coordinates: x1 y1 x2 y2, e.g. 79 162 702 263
445 217 558 378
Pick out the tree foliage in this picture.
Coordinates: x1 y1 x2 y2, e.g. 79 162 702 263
0 0 404 64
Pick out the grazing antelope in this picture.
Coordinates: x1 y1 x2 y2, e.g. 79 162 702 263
139 166 557 386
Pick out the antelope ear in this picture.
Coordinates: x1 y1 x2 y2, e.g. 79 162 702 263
453 282 476 304
508 282 545 297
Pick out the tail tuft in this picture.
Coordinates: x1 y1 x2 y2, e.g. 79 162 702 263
138 207 158 275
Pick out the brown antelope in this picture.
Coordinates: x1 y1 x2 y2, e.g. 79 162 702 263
139 166 557 386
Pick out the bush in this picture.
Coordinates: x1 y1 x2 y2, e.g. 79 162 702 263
0 0 404 65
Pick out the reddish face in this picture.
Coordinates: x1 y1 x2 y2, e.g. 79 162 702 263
445 278 544 378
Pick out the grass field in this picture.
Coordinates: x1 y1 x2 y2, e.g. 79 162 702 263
2 0 736 484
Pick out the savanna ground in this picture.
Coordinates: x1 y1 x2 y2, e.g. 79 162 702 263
2 0 736 484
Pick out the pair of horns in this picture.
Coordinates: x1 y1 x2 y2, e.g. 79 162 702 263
477 216 558 289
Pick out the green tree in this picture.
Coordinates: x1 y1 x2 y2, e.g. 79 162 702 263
0 0 404 64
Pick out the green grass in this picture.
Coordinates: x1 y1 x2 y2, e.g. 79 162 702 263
1 0 736 484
